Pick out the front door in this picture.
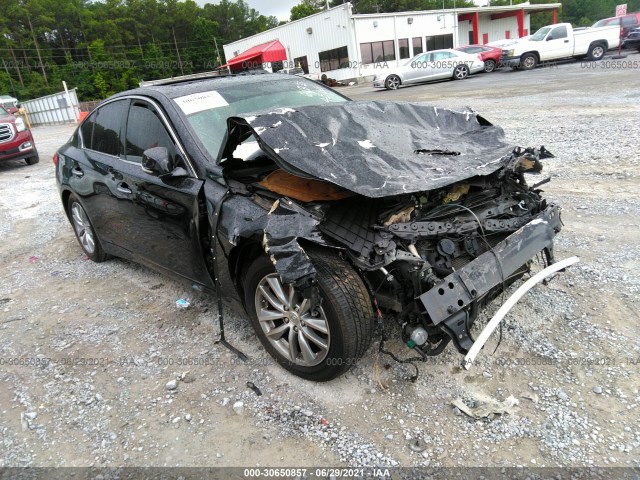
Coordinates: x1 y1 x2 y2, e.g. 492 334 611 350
543 25 574 60
110 99 210 286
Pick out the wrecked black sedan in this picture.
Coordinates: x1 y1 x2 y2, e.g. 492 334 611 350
55 73 563 381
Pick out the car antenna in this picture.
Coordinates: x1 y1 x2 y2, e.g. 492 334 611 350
210 189 248 361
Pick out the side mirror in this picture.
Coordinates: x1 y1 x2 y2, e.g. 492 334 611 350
142 147 173 175
546 36 553 41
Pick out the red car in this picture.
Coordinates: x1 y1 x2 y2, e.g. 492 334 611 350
0 106 39 165
455 44 503 73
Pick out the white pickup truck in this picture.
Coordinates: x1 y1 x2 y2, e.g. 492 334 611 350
500 22 621 70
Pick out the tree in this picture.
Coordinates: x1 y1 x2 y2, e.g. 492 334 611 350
0 0 281 101
290 0 323 21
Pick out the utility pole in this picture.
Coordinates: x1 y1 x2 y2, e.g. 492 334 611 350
10 47 24 87
172 25 185 76
213 37 222 68
135 25 145 60
27 15 48 85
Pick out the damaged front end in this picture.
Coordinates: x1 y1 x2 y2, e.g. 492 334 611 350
219 101 564 362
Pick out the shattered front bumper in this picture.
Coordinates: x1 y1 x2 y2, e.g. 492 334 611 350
499 56 521 68
419 204 562 352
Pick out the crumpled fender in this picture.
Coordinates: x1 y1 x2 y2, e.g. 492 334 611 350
262 198 330 288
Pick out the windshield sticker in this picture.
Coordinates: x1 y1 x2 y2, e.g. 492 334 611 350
173 91 228 115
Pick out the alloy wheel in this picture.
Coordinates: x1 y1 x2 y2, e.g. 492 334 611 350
386 75 400 89
71 202 96 254
254 273 330 366
454 65 468 79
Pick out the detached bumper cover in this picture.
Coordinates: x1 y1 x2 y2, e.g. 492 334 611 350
500 56 521 67
419 204 562 350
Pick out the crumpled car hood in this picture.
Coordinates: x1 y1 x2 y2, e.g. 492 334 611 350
219 101 515 198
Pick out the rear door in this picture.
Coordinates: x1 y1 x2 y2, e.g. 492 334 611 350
72 98 132 258
110 98 211 286
430 51 457 79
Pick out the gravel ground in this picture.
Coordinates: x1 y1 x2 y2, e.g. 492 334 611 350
1 54 639 471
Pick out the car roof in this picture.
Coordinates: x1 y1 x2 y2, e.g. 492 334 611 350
111 72 301 103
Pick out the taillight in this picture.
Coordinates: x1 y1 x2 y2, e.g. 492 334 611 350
53 152 59 166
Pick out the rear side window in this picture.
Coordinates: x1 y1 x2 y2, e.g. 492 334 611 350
125 101 176 163
622 15 638 27
92 100 128 156
80 112 97 150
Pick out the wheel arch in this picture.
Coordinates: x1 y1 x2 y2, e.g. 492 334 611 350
60 188 74 221
228 235 345 308
521 51 540 61
589 40 609 50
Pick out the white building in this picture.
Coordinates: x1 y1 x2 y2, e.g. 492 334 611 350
223 2 560 81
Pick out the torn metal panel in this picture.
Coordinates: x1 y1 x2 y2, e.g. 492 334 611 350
262 198 326 287
220 101 514 198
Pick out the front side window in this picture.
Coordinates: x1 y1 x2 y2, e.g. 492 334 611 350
91 100 128 156
125 101 176 163
549 26 568 39
531 27 551 41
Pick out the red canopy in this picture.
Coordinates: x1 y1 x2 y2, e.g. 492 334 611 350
220 39 287 70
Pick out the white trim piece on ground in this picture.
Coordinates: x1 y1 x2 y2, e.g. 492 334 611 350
462 255 580 370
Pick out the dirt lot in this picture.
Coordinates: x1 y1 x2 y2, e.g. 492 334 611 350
1 55 639 471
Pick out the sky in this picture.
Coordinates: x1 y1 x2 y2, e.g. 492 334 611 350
195 0 302 21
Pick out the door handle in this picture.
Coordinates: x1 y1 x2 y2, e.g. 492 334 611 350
564 40 569 43
117 183 132 194
71 167 84 177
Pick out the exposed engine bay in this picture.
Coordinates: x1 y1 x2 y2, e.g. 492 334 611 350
217 101 564 363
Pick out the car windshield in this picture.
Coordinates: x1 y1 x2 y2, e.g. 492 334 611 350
530 27 552 41
178 79 347 159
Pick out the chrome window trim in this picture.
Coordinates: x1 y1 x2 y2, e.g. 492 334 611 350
78 95 198 178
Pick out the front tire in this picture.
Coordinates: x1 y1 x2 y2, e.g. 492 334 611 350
520 53 538 70
453 64 469 80
67 194 107 262
243 248 374 381
384 74 401 90
587 43 606 61
25 153 39 165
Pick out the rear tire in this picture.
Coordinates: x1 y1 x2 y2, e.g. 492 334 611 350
453 64 469 80
67 194 108 262
587 43 606 61
243 248 374 381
